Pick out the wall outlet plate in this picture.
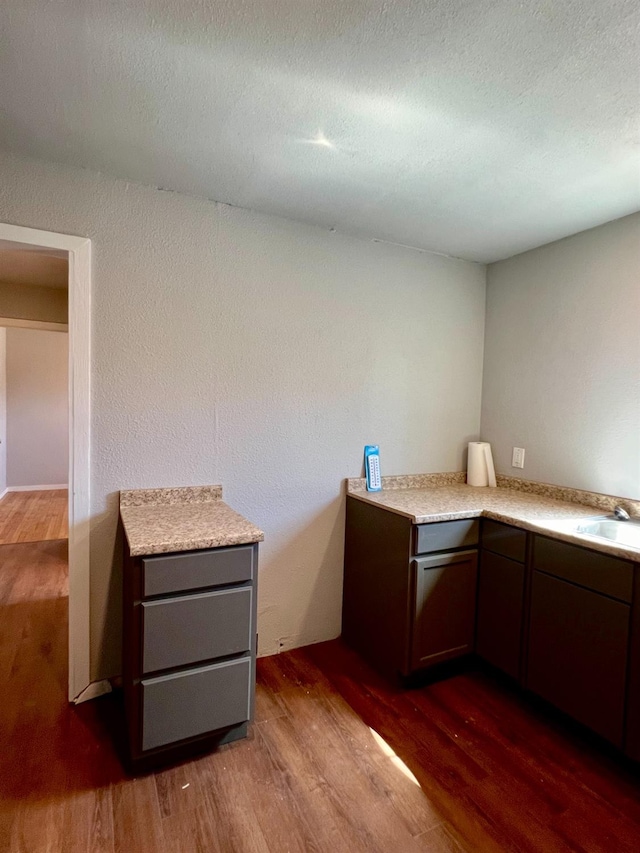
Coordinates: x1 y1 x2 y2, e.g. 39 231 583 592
512 447 525 469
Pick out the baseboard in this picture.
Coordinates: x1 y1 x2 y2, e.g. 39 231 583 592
0 488 8 501
7 484 68 492
71 679 113 705
259 632 342 658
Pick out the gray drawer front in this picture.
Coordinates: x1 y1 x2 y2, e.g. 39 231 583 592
141 657 251 751
414 519 479 555
142 587 252 674
481 519 527 563
143 545 254 596
533 536 633 603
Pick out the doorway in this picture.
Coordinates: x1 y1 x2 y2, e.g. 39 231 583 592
0 223 91 702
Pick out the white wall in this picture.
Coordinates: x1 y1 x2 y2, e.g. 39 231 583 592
6 327 68 487
481 212 640 499
0 150 487 679
0 328 6 497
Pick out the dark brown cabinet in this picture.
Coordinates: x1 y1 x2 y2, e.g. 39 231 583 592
480 518 527 563
625 570 640 760
528 536 632 747
476 519 528 680
411 550 477 671
343 501 640 760
528 570 629 746
476 549 525 680
342 498 478 679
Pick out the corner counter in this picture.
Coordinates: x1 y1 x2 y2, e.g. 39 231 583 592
346 474 640 562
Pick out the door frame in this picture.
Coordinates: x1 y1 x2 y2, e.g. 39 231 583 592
0 222 92 702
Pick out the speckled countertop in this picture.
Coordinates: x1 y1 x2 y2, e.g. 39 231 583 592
120 485 264 556
348 476 640 563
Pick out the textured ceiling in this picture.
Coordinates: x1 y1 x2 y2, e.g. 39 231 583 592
0 243 68 289
0 0 638 262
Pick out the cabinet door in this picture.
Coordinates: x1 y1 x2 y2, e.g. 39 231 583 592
476 550 524 680
411 550 477 671
528 571 630 746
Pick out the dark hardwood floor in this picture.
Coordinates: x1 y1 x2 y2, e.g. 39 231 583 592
1 532 640 850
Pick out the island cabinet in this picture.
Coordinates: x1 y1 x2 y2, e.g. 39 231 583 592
527 535 632 747
475 519 528 681
123 541 259 770
342 496 478 680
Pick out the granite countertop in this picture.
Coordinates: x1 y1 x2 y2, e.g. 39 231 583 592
120 485 264 556
348 476 640 563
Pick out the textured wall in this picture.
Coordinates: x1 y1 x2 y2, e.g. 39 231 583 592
6 327 68 487
0 328 6 496
481 212 640 499
0 150 487 679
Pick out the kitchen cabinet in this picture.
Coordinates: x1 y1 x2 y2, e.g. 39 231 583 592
343 496 640 760
625 570 640 760
476 519 527 680
527 536 631 747
411 549 477 670
123 540 259 769
342 497 478 679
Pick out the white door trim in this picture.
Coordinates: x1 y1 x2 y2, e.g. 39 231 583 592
0 222 91 702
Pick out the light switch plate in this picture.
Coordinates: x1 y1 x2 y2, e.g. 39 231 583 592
512 447 525 469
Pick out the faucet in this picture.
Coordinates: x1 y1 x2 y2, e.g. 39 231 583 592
613 505 631 521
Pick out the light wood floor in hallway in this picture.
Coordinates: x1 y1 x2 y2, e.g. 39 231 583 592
1 494 640 851
0 489 68 544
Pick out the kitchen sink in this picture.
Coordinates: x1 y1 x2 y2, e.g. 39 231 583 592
544 514 640 552
573 518 640 549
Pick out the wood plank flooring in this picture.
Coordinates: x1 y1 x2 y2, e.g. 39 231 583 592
1 527 640 850
0 490 68 544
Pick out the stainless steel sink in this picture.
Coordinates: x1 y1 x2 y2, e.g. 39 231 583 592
573 518 640 549
544 513 640 552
